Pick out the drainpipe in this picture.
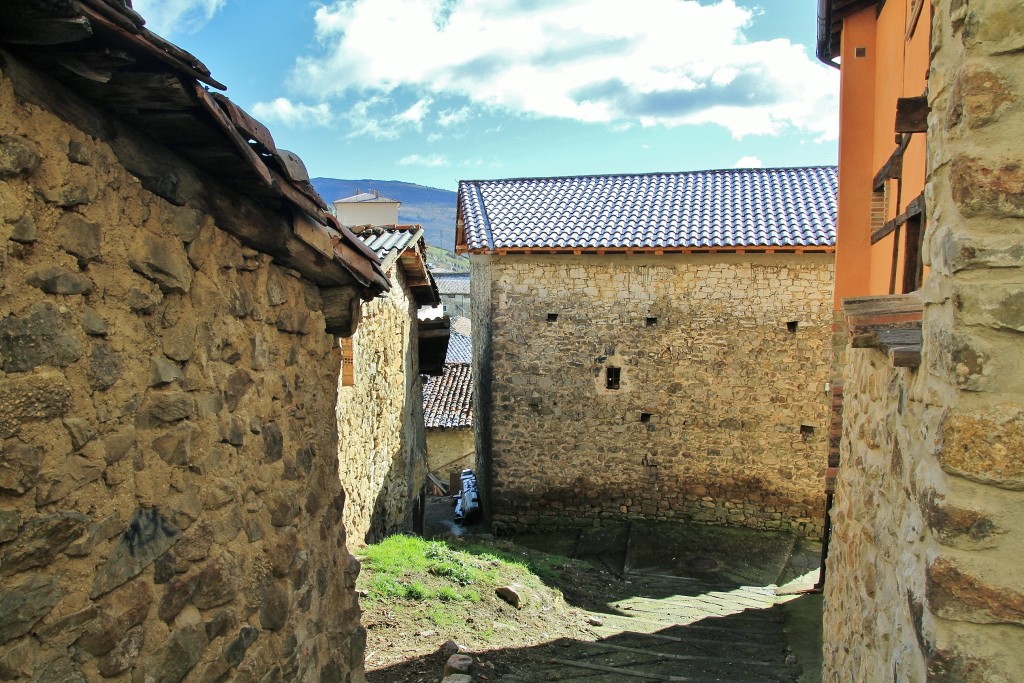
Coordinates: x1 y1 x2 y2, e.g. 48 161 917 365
817 0 840 70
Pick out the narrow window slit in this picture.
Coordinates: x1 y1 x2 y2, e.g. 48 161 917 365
606 367 621 390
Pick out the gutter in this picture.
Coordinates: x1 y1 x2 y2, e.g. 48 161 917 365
816 0 840 70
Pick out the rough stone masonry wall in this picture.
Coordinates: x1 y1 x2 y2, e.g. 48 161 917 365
823 2 1024 680
473 253 834 537
426 429 474 481
0 71 365 681
337 265 426 546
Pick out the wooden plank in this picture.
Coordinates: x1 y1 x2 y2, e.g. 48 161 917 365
293 212 334 259
75 3 225 89
77 0 142 33
895 95 928 133
322 287 362 337
901 215 924 293
872 193 923 245
210 93 277 153
0 17 93 45
192 82 274 188
78 70 196 109
873 134 911 190
889 346 922 368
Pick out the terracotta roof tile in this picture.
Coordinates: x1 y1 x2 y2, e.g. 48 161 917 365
422 364 473 429
457 166 837 251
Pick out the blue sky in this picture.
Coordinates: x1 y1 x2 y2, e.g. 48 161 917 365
133 0 839 191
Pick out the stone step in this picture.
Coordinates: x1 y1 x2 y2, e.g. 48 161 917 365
593 629 788 655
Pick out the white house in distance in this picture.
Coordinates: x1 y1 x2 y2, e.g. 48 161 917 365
333 190 401 227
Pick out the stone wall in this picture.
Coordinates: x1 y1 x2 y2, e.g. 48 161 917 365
426 429 474 481
471 253 834 537
822 1 1024 679
336 265 426 545
0 70 365 680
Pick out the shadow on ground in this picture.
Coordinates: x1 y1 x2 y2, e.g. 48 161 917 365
370 500 824 682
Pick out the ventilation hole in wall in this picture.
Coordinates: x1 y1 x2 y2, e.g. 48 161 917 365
855 46 867 58
800 424 815 441
787 321 799 333
645 316 658 327
606 367 621 390
640 412 652 423
547 313 558 322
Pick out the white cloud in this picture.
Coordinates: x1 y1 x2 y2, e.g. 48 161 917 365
251 98 335 128
296 0 838 139
438 106 473 127
398 154 448 167
395 97 433 127
734 155 763 168
133 0 226 36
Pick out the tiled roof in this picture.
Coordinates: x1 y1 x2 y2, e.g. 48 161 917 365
457 166 837 252
446 331 472 363
336 192 401 204
423 364 473 429
353 225 422 263
434 272 471 295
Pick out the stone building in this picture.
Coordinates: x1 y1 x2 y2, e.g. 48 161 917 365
333 191 401 228
423 331 474 482
336 224 443 545
456 167 838 536
0 2 391 680
433 271 471 318
818 0 1024 680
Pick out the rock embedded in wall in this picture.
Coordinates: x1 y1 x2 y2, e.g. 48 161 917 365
0 69 365 681
474 254 834 537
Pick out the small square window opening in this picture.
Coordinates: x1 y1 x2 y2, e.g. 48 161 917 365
640 412 652 423
547 313 558 322
645 316 658 327
787 321 799 333
855 46 867 58
606 367 621 390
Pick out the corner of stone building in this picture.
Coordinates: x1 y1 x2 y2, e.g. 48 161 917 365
468 254 495 527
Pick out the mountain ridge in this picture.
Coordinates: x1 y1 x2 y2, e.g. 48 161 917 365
311 178 458 252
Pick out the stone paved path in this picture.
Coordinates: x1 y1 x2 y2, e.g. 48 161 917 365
495 524 821 682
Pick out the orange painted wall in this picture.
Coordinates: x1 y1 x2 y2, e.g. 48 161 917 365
833 0 930 307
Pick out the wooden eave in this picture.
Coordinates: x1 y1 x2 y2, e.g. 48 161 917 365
0 0 389 295
398 238 441 307
823 0 886 60
842 292 923 368
417 316 450 377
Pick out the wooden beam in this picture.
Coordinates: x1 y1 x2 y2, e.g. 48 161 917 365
76 2 226 89
321 286 362 337
873 134 912 190
871 192 924 244
895 95 928 133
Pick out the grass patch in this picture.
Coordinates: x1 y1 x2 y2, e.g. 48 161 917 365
358 535 508 603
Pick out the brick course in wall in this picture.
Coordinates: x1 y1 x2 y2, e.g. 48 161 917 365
472 253 834 537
